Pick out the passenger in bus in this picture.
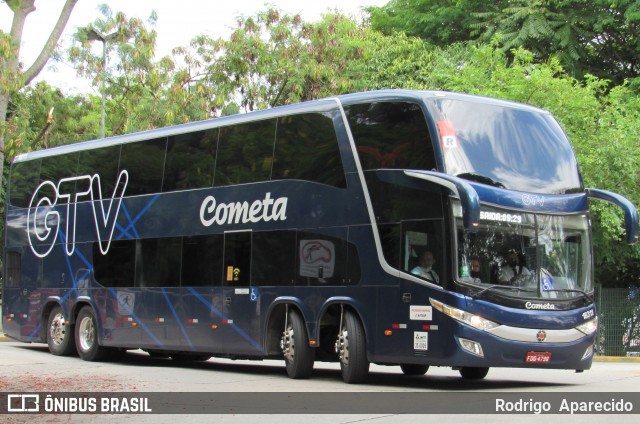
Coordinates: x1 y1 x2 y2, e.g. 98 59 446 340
410 250 440 284
497 249 531 285
470 258 482 282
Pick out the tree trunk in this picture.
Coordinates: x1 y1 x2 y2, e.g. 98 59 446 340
0 0 79 185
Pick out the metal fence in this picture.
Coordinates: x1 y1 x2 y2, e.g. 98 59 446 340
595 287 640 357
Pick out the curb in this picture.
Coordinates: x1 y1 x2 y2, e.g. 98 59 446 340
593 355 640 363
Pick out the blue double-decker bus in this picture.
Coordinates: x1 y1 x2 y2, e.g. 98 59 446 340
2 90 637 383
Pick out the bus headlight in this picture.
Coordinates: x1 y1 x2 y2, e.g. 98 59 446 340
575 317 598 335
430 298 499 331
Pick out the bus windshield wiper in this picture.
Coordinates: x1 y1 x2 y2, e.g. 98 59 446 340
473 284 537 299
456 172 505 188
543 289 593 302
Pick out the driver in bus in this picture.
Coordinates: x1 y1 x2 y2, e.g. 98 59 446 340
497 249 531 285
411 250 440 284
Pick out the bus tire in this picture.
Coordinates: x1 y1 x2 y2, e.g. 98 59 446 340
400 364 429 376
337 310 369 384
46 305 76 356
281 310 314 379
459 367 489 380
75 306 110 361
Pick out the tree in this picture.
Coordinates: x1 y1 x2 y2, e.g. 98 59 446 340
367 0 505 45
369 0 640 87
0 0 78 181
68 5 167 135
190 10 368 113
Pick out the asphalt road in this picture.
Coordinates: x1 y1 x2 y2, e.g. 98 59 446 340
0 333 639 424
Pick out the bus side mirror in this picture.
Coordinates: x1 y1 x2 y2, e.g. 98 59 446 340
405 170 480 232
586 188 639 244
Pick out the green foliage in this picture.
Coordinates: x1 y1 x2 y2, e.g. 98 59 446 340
4 82 98 158
370 0 640 87
367 0 504 45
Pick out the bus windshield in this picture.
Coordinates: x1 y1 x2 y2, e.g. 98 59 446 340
428 97 583 194
455 203 592 301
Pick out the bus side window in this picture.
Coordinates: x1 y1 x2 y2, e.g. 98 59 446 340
181 234 223 287
215 120 276 187
344 101 437 171
5 251 21 288
9 160 42 207
273 113 346 188
93 240 135 288
164 130 217 192
120 137 167 195
135 238 181 287
252 231 296 286
78 145 122 196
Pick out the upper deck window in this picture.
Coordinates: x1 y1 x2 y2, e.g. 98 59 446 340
344 102 437 171
429 98 583 194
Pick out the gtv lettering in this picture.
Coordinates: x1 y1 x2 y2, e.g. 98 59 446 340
200 192 288 227
28 170 128 258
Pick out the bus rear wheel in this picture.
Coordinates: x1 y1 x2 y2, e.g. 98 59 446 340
47 305 76 356
281 310 314 379
336 310 369 384
75 306 111 361
459 367 489 380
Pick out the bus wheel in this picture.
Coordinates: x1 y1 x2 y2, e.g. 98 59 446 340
336 310 369 384
75 306 110 361
400 364 429 376
459 367 489 380
281 310 314 379
46 305 76 356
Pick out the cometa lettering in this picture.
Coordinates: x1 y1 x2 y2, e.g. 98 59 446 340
525 302 556 310
200 192 288 227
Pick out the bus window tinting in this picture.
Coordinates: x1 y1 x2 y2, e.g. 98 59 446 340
345 102 437 171
164 130 217 192
40 153 79 187
78 146 121 196
365 172 446 280
182 234 223 286
252 231 297 286
9 160 42 207
134 237 181 287
272 113 346 188
215 120 277 186
5 251 21 287
93 239 135 288
120 137 167 195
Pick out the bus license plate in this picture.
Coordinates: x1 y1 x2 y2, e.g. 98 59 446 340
525 352 552 364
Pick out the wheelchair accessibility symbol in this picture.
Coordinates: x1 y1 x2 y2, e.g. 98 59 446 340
250 288 259 302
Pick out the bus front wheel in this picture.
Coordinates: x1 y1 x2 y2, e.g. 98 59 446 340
281 310 314 379
75 306 111 361
47 305 76 356
336 310 369 384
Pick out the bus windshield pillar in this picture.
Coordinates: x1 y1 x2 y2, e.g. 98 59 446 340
404 170 480 232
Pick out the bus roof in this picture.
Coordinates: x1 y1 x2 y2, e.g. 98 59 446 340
12 89 550 164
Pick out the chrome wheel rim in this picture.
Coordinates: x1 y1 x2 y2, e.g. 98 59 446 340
49 312 67 346
78 315 95 352
282 325 295 362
